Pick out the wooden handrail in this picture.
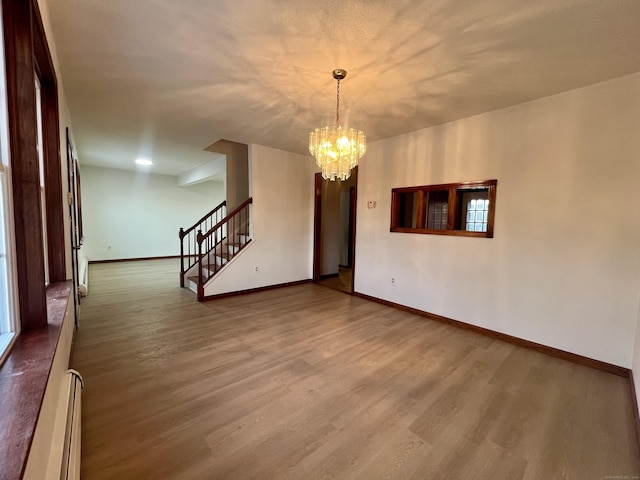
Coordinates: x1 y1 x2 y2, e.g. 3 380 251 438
180 197 252 296
181 200 226 238
179 200 228 287
199 197 253 244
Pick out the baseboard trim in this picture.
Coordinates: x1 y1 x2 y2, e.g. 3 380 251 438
630 371 640 456
352 291 629 378
201 279 312 301
89 255 181 264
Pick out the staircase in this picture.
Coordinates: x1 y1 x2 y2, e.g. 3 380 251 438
179 197 252 300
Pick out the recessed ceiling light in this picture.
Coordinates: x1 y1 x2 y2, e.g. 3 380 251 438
135 158 153 166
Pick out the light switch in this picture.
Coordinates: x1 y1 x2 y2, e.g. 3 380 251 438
367 200 376 209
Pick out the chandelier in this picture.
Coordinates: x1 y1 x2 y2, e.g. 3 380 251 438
309 69 366 181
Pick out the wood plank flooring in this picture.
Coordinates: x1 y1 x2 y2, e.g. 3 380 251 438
73 259 640 479
317 267 353 294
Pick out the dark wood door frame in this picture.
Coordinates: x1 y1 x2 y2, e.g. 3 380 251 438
312 172 323 282
349 167 358 293
312 167 358 292
66 129 80 327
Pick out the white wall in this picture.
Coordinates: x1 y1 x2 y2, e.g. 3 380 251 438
355 72 640 368
81 166 224 261
204 144 316 295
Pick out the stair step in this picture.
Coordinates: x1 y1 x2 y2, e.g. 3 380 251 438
184 237 252 292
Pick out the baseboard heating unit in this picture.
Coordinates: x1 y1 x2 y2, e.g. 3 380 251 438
57 369 83 480
24 368 84 480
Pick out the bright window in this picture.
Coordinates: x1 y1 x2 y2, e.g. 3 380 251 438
35 76 49 286
462 192 490 233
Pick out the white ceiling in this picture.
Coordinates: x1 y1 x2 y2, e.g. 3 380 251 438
46 0 640 176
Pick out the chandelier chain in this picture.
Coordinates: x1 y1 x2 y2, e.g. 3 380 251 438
335 78 340 126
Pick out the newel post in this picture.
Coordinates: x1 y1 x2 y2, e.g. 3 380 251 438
179 227 185 287
197 229 204 300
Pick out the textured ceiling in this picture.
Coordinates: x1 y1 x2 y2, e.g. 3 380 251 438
45 0 640 176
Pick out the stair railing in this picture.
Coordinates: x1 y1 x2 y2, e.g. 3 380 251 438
179 200 226 287
196 197 252 299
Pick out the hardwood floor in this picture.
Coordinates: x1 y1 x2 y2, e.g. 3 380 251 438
317 267 353 294
73 259 640 479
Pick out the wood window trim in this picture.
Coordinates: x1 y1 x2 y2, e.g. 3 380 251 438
0 1 72 478
390 179 497 238
3 0 65 331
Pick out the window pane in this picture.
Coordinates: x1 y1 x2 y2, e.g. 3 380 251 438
35 76 48 285
461 189 490 233
0 172 9 335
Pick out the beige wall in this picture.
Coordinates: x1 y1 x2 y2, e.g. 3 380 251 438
206 140 249 210
204 144 316 295
81 166 225 261
355 72 640 369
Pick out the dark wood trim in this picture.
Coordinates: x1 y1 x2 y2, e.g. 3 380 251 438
88 255 182 264
34 0 65 283
447 187 457 230
201 279 312 301
486 182 497 238
630 370 640 457
41 81 65 282
0 281 72 480
389 227 493 237
319 273 339 281
347 187 355 267
393 179 496 193
390 179 497 239
312 172 323 282
30 0 56 83
352 291 630 378
350 166 358 294
32 0 65 282
66 130 80 327
3 0 47 330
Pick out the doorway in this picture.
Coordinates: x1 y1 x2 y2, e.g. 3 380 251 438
313 167 358 294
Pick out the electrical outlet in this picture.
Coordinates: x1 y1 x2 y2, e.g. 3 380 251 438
391 277 395 285
254 265 259 273
367 200 376 209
